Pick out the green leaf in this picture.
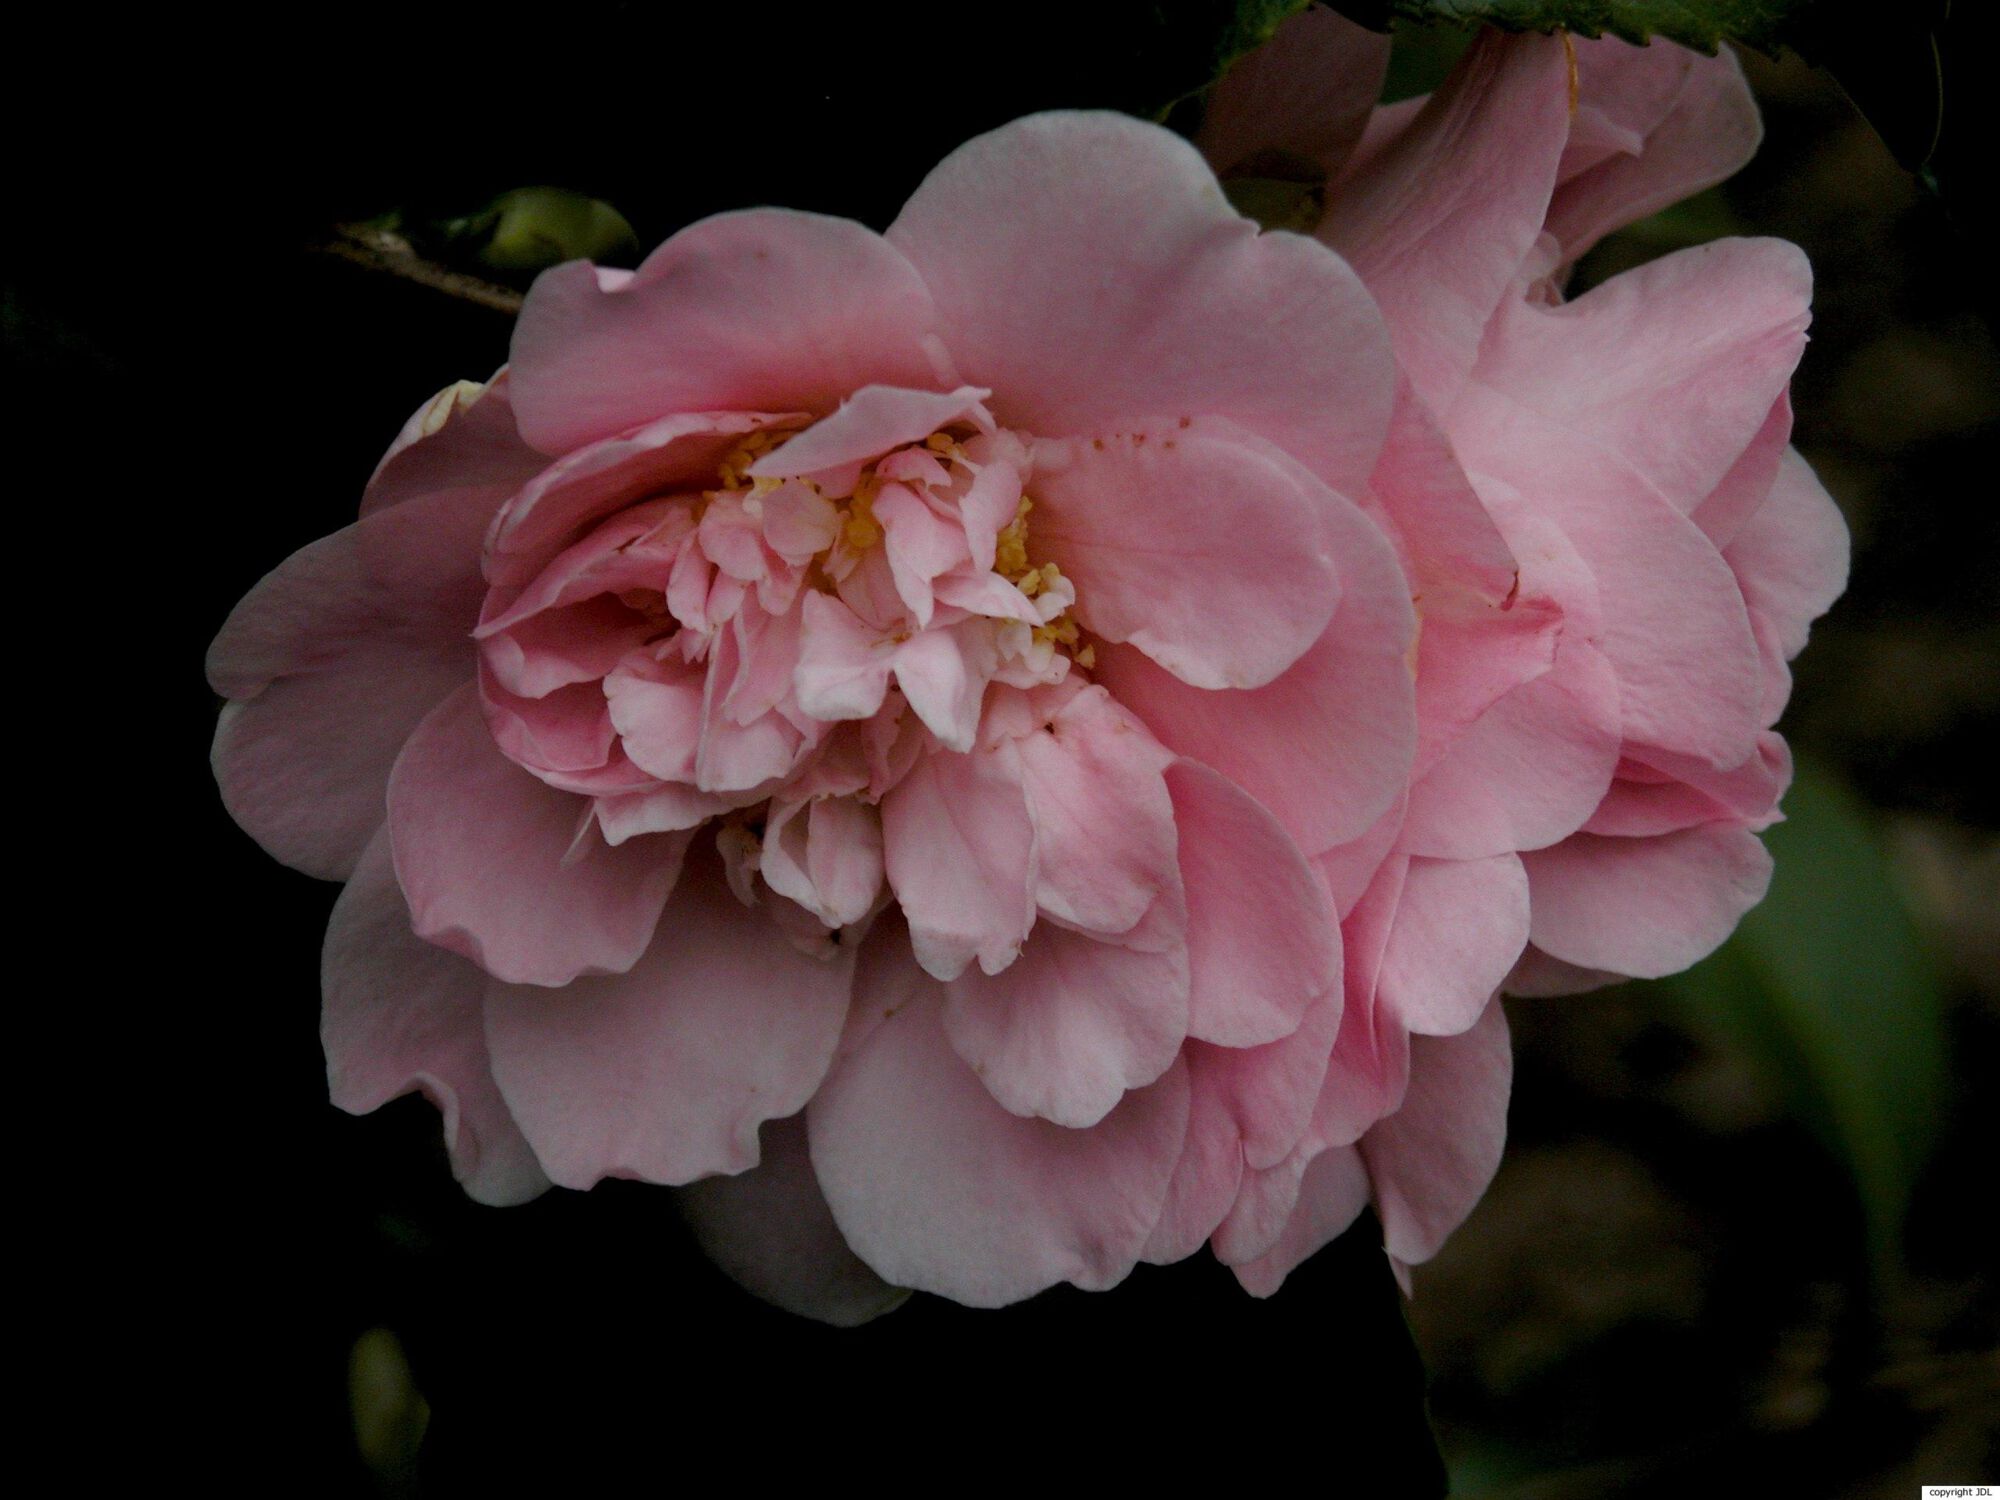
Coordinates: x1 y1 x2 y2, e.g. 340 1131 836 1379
1330 1 1817 52
437 186 642 277
1656 761 1946 1281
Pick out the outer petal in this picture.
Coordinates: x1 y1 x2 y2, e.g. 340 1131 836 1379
1169 759 1341 1048
1193 976 1346 1174
1375 853 1528 1036
1450 410 1764 769
508 210 939 454
1465 239 1812 517
389 684 690 986
1139 1069 1248 1265
888 111 1394 496
1361 999 1513 1266
1725 448 1850 661
360 373 547 518
1029 423 1338 690
1230 1145 1370 1297
675 1114 910 1327
1096 477 1415 855
484 856 856 1188
881 744 1037 980
208 481 495 880
1395 512 1623 860
322 829 549 1206
1197 3 1393 179
1504 946 1624 998
1547 41 1763 265
1319 31 1573 413
1523 823 1774 979
808 961 1190 1307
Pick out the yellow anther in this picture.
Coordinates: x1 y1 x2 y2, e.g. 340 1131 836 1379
842 484 882 551
715 428 785 490
1018 567 1044 598
924 431 955 453
995 495 1035 579
1073 644 1096 670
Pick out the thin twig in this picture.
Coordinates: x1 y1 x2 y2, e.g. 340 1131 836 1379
314 223 524 315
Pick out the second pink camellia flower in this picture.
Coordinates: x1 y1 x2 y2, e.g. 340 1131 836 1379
209 14 1845 1321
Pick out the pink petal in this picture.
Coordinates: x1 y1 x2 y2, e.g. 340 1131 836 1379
207 481 495 880
887 112 1394 496
1397 590 1623 861
1191 975 1346 1174
1504 946 1624 997
1197 4 1392 179
1169 759 1340 1047
322 829 548 1206
874 479 971 627
1095 471 1415 854
595 782 734 844
388 684 690 985
1319 31 1573 413
807 964 1190 1307
891 622 998 752
212 646 470 883
1029 421 1337 690
1375 853 1528 1035
761 795 885 930
361 372 548 516
1449 400 1764 769
508 210 940 454
748 384 989 479
1139 1072 1248 1265
675 1113 909 1326
1361 999 1512 1265
793 590 895 724
1014 685 1178 936
484 852 856 1187
1373 377 1522 610
956 433 1027 572
945 905 1190 1128
1230 1145 1371 1297
481 595 657 698
1466 238 1812 516
484 409 798 587
1547 41 1762 265
761 484 842 564
881 743 1037 980
1523 823 1774 979
1725 448 1849 661
604 648 706 783
1693 393 1792 548
1307 855 1417 1152
1583 734 1791 837
1314 795 1407 918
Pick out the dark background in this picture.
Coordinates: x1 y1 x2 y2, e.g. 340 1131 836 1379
16 7 1992 1492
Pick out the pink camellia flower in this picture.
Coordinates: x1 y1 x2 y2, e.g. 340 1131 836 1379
212 107 1420 1320
1187 9 1847 1290
209 14 1843 1321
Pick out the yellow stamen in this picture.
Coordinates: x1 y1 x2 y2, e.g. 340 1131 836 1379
842 481 882 551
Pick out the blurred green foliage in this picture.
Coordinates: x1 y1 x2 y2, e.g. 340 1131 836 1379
1658 761 1947 1282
